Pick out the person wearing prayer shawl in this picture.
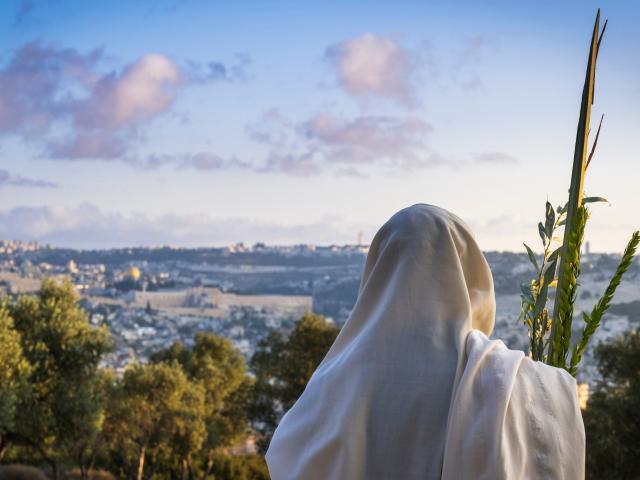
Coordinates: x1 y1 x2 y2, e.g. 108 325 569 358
266 204 585 480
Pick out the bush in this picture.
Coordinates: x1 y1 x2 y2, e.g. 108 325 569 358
62 469 116 480
584 331 640 478
209 454 269 480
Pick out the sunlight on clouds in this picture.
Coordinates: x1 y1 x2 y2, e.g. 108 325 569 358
326 33 416 105
0 43 235 161
111 54 181 125
304 113 432 165
246 110 436 176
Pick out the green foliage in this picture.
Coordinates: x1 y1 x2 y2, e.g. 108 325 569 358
0 281 270 479
548 205 588 367
61 468 116 480
569 231 640 376
519 200 564 361
521 197 636 374
583 331 640 479
520 11 638 375
5 279 111 479
150 332 252 478
0 302 31 453
249 312 339 452
207 453 269 480
547 9 602 369
103 362 206 480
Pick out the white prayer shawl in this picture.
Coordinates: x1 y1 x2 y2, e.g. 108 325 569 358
442 330 585 479
266 204 585 480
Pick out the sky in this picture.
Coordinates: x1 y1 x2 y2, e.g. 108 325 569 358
0 0 638 251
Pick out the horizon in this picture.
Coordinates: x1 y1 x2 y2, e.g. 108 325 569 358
1 236 621 255
1 1 639 252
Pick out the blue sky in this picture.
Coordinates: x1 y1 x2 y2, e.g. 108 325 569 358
0 0 638 251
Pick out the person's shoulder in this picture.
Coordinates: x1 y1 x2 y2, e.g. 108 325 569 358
464 329 524 374
519 355 578 390
465 329 515 358
466 330 576 385
465 329 494 352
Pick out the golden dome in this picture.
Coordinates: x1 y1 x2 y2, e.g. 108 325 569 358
129 266 141 280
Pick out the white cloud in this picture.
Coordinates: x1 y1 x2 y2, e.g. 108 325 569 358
326 33 417 105
302 113 433 167
0 42 244 161
245 110 437 176
0 169 57 188
121 112 515 178
135 152 249 171
107 54 181 126
472 151 518 164
0 203 372 248
49 53 182 159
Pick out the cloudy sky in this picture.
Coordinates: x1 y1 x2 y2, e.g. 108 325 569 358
0 0 638 251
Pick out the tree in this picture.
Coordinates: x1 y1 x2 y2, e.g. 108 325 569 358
151 333 251 479
584 330 640 479
103 362 206 480
0 301 31 459
7 279 111 480
249 313 339 451
206 453 269 480
72 368 117 480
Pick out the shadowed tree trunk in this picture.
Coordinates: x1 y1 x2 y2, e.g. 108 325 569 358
0 437 7 460
187 455 196 480
77 445 89 480
180 458 187 480
39 448 60 480
136 445 146 480
202 454 214 480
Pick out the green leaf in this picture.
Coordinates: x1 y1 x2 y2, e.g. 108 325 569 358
582 196 608 205
531 257 558 320
520 282 534 304
532 285 548 319
560 202 569 215
538 222 547 246
549 206 589 368
545 201 555 238
542 257 558 287
569 231 639 375
524 243 539 270
547 246 562 264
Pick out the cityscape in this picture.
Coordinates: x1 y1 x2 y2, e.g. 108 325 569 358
1 238 637 385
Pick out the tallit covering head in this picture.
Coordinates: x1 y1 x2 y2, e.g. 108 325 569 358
266 204 496 479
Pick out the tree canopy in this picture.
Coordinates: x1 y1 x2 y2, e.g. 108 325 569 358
0 281 336 479
4 279 111 479
0 301 31 458
150 332 252 478
584 330 640 479
104 362 206 480
249 312 339 451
